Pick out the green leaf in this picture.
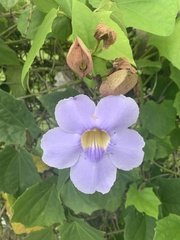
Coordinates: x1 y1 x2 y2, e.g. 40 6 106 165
148 17 180 70
0 39 20 66
71 1 98 50
33 0 59 13
39 87 78 118
12 177 65 227
57 169 70 195
88 0 107 8
116 0 177 36
154 214 180 240
60 170 138 215
154 137 173 159
124 207 156 240
21 8 57 87
125 183 161 219
170 127 180 150
17 7 46 40
152 75 179 101
110 9 127 35
170 64 180 89
24 228 56 240
173 92 180 115
55 0 72 17
0 146 41 195
5 66 26 97
61 180 126 215
71 2 134 63
0 0 18 10
49 16 72 41
155 178 180 217
92 57 107 77
136 59 162 75
143 139 157 161
140 100 176 138
94 11 134 64
58 217 105 240
0 89 40 145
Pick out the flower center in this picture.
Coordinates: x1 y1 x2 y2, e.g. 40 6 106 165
81 128 110 161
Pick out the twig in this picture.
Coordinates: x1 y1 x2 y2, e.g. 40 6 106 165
153 161 180 177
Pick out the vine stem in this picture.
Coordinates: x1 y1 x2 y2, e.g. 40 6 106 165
0 24 17 37
140 45 155 59
6 39 29 45
138 74 144 106
153 161 180 177
17 79 82 99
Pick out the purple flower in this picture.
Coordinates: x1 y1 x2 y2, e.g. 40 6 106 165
41 95 145 194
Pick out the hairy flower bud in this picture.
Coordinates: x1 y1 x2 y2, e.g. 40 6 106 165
66 37 93 78
99 69 138 96
94 23 117 50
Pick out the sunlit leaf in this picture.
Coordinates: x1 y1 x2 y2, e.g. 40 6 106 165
149 17 180 70
68 1 134 63
88 0 109 8
21 8 57 87
126 183 161 219
0 0 18 10
33 0 59 13
94 11 134 64
17 7 46 39
116 0 177 36
71 1 98 50
55 0 72 17
154 214 180 240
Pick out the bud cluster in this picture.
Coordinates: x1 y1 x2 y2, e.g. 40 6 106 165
66 24 138 96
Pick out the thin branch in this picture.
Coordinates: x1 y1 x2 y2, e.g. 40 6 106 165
153 161 180 177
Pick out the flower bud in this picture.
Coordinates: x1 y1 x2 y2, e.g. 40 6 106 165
66 37 93 78
99 69 138 96
94 23 117 50
113 57 137 73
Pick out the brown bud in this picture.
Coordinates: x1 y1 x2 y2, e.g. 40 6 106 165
99 69 138 96
66 36 93 78
94 23 117 50
113 58 137 74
